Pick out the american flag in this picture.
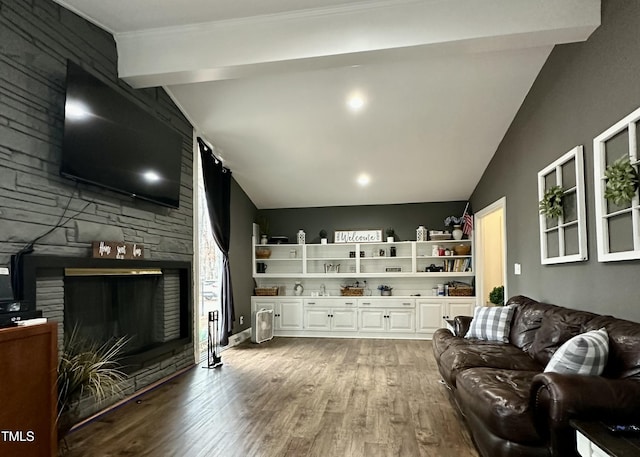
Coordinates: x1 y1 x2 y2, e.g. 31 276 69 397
462 210 473 236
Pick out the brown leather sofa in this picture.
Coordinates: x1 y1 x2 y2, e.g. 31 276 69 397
432 295 640 457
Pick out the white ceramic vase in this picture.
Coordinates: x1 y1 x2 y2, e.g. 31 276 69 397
452 225 463 241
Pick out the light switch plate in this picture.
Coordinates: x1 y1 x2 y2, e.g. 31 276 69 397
514 263 521 275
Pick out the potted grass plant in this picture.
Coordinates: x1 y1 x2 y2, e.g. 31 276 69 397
57 327 128 448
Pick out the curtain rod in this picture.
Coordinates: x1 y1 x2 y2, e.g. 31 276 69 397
196 136 223 164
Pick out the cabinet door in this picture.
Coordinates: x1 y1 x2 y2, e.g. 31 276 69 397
304 307 331 331
279 300 303 330
359 309 386 332
416 302 442 334
387 309 415 332
331 308 358 331
448 301 475 319
253 300 277 313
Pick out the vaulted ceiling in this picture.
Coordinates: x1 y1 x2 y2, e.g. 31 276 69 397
55 0 600 208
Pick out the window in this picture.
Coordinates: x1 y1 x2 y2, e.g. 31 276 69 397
593 107 640 262
196 151 223 359
537 145 587 264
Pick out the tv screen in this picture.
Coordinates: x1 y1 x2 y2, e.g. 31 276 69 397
61 61 183 208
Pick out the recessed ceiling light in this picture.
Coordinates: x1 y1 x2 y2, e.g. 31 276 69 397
347 94 366 112
357 173 370 186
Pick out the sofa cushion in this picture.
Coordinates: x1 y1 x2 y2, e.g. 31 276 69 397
528 308 598 365
507 296 556 351
583 315 640 379
438 342 542 387
544 328 609 375
456 368 544 444
465 305 515 343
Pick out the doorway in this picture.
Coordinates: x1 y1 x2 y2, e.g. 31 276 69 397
475 198 507 306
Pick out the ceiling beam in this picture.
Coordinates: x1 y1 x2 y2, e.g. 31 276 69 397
115 0 600 88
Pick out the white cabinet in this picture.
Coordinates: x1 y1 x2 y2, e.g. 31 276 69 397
253 298 303 332
446 300 475 320
416 301 443 335
303 298 357 332
416 298 475 335
358 299 415 333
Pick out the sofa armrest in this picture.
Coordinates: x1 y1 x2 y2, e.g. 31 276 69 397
531 373 640 430
454 315 473 337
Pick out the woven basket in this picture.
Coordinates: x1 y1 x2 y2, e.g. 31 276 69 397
448 286 473 297
453 244 471 256
255 248 271 259
255 287 278 296
341 287 364 296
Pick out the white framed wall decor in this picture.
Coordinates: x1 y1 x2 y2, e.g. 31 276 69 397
593 107 640 262
537 145 587 264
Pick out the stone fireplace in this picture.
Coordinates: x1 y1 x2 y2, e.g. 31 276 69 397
22 255 192 374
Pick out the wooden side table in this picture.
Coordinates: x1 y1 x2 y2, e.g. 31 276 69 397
0 323 57 457
572 420 640 457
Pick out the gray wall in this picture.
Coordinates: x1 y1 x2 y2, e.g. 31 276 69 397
471 0 640 322
259 201 468 244
0 0 195 411
230 179 257 333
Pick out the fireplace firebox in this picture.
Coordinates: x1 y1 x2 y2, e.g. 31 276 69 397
21 255 191 371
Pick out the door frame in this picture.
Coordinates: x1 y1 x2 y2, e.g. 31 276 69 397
474 197 508 305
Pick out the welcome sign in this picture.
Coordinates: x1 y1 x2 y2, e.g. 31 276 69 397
334 229 383 243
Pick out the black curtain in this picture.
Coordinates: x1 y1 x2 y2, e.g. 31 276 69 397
197 137 235 346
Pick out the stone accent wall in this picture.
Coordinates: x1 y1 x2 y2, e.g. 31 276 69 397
36 270 65 352
1 0 195 419
163 270 181 342
0 0 193 265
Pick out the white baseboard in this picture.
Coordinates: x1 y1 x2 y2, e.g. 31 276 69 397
223 328 251 350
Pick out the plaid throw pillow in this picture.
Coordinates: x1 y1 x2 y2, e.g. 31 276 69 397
544 328 609 375
464 305 515 343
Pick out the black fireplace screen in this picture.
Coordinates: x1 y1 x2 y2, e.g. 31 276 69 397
64 274 163 355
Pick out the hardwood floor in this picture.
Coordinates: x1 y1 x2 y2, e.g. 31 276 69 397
64 338 479 457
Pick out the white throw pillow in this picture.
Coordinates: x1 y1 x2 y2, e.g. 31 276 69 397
464 305 515 343
544 328 609 375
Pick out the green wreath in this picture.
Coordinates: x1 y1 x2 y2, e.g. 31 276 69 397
604 157 639 206
539 185 564 218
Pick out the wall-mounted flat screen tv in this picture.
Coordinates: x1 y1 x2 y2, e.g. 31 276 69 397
61 61 183 208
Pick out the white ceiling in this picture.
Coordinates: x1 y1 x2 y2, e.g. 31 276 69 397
55 0 600 209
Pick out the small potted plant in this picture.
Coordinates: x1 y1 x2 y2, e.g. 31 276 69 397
378 285 393 296
489 285 504 306
319 229 328 244
57 327 128 446
385 228 395 242
604 157 639 206
538 185 564 218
